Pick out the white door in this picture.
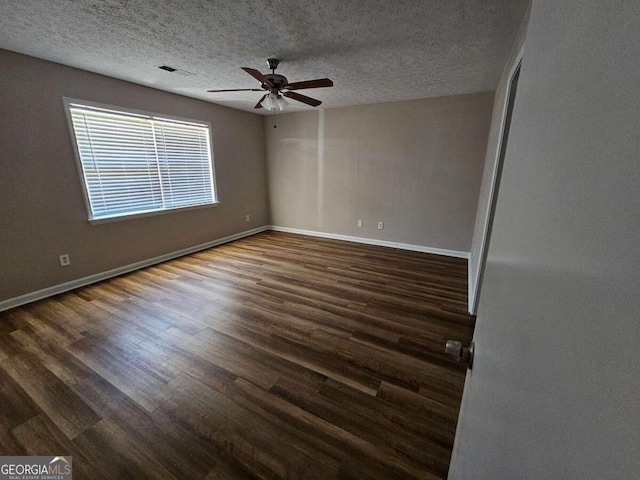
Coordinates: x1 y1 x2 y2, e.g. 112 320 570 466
449 1 640 479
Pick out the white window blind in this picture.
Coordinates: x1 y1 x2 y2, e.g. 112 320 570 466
67 102 216 221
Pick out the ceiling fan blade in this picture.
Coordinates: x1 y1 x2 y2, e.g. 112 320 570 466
283 91 322 107
207 88 264 92
241 67 273 87
254 94 267 109
284 78 333 90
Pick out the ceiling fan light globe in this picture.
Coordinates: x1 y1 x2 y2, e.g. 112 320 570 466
263 95 274 109
275 95 289 111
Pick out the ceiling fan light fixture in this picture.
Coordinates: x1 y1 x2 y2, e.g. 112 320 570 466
275 94 289 111
263 92 287 112
263 93 275 110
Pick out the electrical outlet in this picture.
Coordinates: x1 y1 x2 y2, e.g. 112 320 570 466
377 221 384 230
245 214 250 222
357 219 363 227
59 254 70 267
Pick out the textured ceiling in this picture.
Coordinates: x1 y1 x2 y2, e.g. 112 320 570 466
0 0 529 115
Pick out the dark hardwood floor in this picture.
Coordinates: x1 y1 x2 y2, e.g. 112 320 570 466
0 231 475 479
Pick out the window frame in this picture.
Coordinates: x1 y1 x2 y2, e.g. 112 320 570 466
62 97 219 224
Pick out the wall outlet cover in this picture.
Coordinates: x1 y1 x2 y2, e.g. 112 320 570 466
377 222 384 230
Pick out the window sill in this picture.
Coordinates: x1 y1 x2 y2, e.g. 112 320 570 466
89 202 221 225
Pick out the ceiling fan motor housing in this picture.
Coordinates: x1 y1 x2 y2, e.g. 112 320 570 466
263 73 288 92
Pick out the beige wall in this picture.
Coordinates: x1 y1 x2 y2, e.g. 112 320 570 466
468 2 531 313
266 93 494 253
0 49 268 302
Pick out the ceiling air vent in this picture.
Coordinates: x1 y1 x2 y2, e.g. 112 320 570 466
157 65 195 77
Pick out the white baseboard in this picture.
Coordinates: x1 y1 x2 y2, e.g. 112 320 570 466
1 224 469 312
269 225 470 259
0 225 269 312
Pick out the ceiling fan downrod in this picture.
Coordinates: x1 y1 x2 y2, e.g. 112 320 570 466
266 58 280 74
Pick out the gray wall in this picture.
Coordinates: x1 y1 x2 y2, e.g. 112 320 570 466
467 4 531 313
266 93 494 253
0 49 268 302
449 1 640 478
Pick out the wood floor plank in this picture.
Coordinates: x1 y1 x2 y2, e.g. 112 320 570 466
0 231 475 479
0 366 41 432
11 414 108 480
227 377 441 480
322 377 458 454
71 374 219 479
269 376 452 475
162 373 342 479
0 353 102 439
73 419 180 480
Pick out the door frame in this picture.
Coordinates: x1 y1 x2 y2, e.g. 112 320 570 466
470 49 524 315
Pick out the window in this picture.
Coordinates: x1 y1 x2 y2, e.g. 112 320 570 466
64 100 217 222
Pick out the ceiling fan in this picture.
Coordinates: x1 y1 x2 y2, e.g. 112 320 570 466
207 58 333 111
